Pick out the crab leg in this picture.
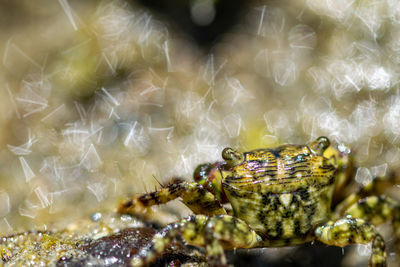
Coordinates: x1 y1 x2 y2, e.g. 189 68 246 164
131 215 208 267
344 195 400 250
203 215 261 266
315 217 386 267
118 181 227 216
131 214 260 267
335 172 397 216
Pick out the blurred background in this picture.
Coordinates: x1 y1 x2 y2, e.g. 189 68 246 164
1 0 400 265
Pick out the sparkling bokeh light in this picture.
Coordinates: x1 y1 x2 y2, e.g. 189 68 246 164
1 0 400 265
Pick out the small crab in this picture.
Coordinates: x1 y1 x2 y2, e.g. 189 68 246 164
118 137 400 267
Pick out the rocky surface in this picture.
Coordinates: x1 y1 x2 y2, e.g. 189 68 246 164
0 212 348 267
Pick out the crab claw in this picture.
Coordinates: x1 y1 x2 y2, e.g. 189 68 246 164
309 136 330 155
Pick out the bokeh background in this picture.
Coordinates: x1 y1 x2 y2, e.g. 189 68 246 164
1 0 400 266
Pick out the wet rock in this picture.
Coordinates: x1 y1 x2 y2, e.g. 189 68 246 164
60 227 206 267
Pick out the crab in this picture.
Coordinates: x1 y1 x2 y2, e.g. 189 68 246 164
118 137 400 267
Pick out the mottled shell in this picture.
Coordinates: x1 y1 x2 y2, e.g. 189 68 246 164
222 143 337 246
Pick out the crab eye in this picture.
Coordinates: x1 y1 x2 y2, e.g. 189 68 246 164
222 147 244 167
309 136 330 155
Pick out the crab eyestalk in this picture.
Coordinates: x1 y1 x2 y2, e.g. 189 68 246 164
222 147 244 167
309 136 330 155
